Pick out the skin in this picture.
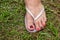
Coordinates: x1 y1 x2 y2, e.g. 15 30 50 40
25 0 47 31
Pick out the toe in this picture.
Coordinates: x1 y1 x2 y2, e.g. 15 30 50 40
39 20 43 29
43 12 47 22
34 21 41 31
26 13 35 31
41 17 46 27
27 23 35 31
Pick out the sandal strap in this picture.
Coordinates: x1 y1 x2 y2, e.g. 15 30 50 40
34 7 44 20
26 6 44 21
26 7 35 19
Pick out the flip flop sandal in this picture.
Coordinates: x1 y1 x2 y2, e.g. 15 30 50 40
25 6 45 32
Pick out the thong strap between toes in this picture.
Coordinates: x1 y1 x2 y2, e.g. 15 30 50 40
26 6 44 21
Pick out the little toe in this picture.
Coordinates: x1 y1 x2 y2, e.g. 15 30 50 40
41 17 46 27
43 12 47 22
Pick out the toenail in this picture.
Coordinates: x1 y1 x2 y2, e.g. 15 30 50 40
42 23 46 27
30 25 33 28
28 25 34 31
36 27 41 31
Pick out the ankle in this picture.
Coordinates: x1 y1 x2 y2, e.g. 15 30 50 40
26 3 42 8
25 0 42 7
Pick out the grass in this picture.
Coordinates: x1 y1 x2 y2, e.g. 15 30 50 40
0 0 60 40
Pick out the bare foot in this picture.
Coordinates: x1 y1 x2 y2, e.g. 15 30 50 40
25 4 47 31
25 0 47 32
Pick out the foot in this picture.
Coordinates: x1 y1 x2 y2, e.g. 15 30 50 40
25 4 47 31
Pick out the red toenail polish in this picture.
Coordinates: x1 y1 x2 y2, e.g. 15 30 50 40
30 25 33 28
29 25 34 31
36 27 40 31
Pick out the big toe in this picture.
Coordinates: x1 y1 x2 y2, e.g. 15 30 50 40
27 24 35 31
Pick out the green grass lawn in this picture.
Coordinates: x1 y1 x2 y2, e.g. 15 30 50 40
0 0 60 40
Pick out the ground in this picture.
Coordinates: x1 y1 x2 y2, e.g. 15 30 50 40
0 0 60 40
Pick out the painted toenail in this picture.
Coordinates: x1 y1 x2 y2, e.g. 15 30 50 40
36 27 41 31
30 25 33 28
28 25 34 31
42 23 46 27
